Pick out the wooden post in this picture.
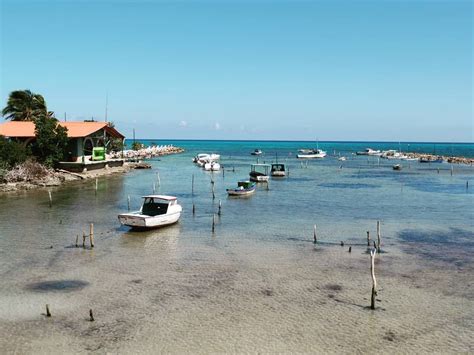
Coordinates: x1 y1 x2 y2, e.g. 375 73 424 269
46 304 51 317
313 225 317 244
192 203 195 215
157 171 161 186
340 241 344 246
75 235 79 247
95 178 98 195
218 200 222 216
366 231 370 246
451 165 453 176
266 180 269 191
127 195 131 211
89 309 94 322
222 167 225 178
82 232 86 248
437 168 440 174
48 191 52 207
376 221 381 253
191 173 194 195
212 181 215 200
467 181 469 190
212 214 215 233
370 249 377 310
89 223 94 248
287 166 290 177
349 246 352 253
232 166 235 172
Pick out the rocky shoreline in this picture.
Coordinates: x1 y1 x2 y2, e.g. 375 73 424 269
404 152 474 165
0 145 184 193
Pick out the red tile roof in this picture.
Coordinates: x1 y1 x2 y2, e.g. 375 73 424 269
0 121 124 139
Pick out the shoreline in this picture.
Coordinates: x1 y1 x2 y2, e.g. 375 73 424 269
0 146 184 194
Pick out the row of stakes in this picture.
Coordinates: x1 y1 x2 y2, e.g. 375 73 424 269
44 304 94 322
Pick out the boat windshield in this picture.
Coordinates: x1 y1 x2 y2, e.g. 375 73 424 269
141 197 169 216
271 164 285 171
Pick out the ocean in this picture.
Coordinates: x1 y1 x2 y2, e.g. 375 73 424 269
0 140 473 353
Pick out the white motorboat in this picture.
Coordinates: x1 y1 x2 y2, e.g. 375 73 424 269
270 163 286 177
118 195 182 229
356 148 382 156
193 153 220 164
338 157 347 161
204 161 221 171
249 164 271 182
251 149 263 156
297 149 327 159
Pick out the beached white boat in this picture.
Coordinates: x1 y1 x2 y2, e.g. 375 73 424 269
226 181 256 196
356 148 382 156
270 163 286 177
204 161 221 171
118 195 182 229
249 164 271 182
297 149 327 159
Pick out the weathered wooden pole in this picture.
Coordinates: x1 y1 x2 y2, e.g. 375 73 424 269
218 200 222 216
266 180 270 191
222 167 225 178
127 195 131 211
89 223 94 248
370 249 377 310
366 231 370 246
46 304 51 317
95 178 98 195
467 181 469 190
192 203 195 215
82 232 86 248
287 166 290 177
48 191 52 207
437 168 440 174
212 214 215 233
89 309 95 322
376 221 381 253
313 225 317 244
349 246 352 253
75 235 79 247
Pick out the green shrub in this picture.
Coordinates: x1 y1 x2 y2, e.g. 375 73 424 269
0 136 31 169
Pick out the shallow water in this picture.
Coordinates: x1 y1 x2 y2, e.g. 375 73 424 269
0 141 473 353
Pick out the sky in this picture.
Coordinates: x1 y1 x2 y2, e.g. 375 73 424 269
0 0 472 142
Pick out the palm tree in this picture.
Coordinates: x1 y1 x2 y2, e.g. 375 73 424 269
2 90 48 121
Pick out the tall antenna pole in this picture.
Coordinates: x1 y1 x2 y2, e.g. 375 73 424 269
105 92 108 122
64 112 67 122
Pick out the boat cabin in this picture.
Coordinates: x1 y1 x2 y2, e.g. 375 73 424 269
237 181 255 189
271 164 285 173
141 195 177 216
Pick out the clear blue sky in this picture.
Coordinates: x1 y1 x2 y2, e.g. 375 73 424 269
1 0 472 141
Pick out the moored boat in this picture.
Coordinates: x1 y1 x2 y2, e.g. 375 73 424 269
270 163 286 177
204 161 221 171
226 181 256 196
249 163 271 182
251 149 263 156
118 195 182 229
356 148 382 156
393 164 402 170
296 149 327 159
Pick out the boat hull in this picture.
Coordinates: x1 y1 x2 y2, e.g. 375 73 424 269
118 210 181 229
226 187 256 196
249 175 269 182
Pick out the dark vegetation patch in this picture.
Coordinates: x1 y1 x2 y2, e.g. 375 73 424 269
324 284 343 291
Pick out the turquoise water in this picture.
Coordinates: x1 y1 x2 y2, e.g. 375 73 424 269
126 139 474 158
0 140 473 353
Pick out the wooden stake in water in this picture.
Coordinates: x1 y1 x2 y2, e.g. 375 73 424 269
211 180 215 200
287 166 290 177
192 203 195 215
127 195 131 211
218 200 222 216
266 180 269 191
89 223 94 248
82 232 86 248
376 221 381 253
212 214 215 233
95 178 98 195
89 309 95 322
46 304 51 317
366 231 370 247
370 249 377 310
192 174 194 195
451 165 454 176
157 171 161 186
313 225 317 244
75 235 79 247
48 191 52 207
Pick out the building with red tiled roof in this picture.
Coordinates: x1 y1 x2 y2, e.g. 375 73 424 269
0 120 125 169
